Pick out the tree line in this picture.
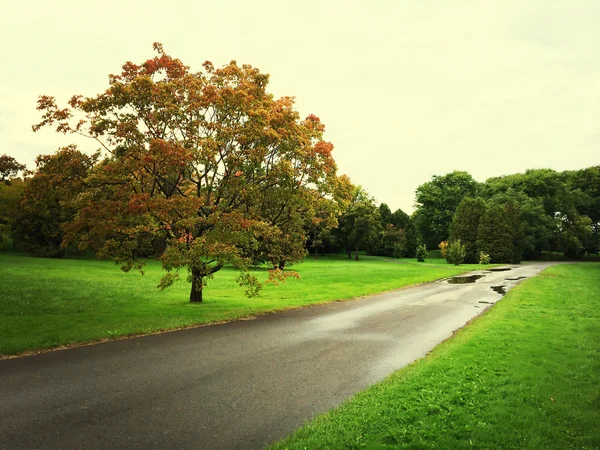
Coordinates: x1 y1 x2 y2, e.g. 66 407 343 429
1 44 598 302
414 169 599 263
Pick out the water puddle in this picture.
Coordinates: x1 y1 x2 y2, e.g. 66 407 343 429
489 267 511 272
505 276 526 281
447 274 485 284
490 285 507 295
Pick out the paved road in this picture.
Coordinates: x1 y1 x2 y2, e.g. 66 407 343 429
0 263 552 450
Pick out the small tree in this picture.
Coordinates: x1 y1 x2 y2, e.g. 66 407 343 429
446 240 466 265
416 244 428 262
438 240 448 258
479 251 490 265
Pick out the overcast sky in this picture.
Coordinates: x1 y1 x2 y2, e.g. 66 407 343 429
1 0 598 212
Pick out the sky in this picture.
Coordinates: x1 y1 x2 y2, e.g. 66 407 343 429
1 0 598 213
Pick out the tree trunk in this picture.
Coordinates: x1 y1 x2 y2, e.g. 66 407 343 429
278 260 286 270
347 247 352 259
189 269 203 303
313 245 318 259
354 246 359 261
158 237 167 255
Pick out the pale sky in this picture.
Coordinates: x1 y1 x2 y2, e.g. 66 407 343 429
1 0 598 213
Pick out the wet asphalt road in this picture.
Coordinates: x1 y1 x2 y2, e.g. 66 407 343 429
0 263 552 450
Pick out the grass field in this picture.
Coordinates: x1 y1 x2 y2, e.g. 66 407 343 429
0 253 484 356
271 263 600 449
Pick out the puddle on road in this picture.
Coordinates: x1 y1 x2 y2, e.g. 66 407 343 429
505 276 526 281
489 267 511 272
447 274 485 284
490 285 507 295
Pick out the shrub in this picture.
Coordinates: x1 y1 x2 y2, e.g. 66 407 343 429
416 244 428 262
479 251 490 265
446 240 466 265
438 240 448 258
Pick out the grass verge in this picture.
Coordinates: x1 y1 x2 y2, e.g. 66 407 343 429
1 253 484 356
271 263 600 450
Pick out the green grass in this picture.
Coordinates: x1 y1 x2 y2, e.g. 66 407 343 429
0 253 484 356
271 263 600 450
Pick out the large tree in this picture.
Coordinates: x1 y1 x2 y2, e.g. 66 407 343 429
34 44 339 303
414 171 478 248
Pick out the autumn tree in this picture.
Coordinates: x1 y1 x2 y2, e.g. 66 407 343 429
13 147 96 257
0 154 26 184
34 44 339 303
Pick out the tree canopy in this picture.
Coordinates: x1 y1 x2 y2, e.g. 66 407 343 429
414 171 478 248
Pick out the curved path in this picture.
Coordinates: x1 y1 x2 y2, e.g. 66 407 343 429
0 263 552 450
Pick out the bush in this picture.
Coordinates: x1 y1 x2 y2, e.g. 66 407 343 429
438 241 448 258
479 251 490 265
416 244 428 262
446 240 466 265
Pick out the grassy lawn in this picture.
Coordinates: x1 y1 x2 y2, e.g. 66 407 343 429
0 253 483 356
271 263 600 450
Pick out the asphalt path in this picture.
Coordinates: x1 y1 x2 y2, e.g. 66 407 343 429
0 262 552 450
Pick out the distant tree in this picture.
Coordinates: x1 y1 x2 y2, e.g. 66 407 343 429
553 210 594 258
449 197 487 263
380 224 407 258
390 208 417 257
483 169 567 217
369 203 396 256
565 166 600 254
476 200 522 263
0 154 26 184
414 171 478 248
0 178 26 247
13 146 96 257
379 203 393 226
339 187 381 260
